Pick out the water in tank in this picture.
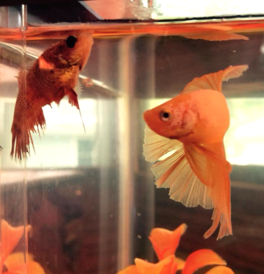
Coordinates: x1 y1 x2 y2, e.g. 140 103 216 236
0 1 263 274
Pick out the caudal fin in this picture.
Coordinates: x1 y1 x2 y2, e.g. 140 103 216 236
185 142 232 240
144 126 213 210
203 165 232 240
144 127 232 239
11 107 46 160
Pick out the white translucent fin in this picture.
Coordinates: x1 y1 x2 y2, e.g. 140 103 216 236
181 65 248 94
143 126 213 209
152 145 213 209
143 125 181 162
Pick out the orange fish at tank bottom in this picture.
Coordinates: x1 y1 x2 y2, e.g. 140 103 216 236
11 33 94 160
143 64 248 240
118 224 234 274
1 220 46 274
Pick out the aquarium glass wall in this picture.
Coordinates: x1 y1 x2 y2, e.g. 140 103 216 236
0 2 263 274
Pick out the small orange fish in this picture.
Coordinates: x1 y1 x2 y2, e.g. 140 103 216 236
143 65 248 239
11 33 94 160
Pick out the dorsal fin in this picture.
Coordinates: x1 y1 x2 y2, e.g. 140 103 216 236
181 65 248 94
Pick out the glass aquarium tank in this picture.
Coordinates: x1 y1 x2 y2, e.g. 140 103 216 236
0 1 263 274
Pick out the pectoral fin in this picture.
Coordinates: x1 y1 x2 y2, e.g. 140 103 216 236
143 125 181 162
38 56 55 70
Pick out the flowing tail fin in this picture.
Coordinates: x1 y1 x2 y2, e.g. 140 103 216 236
185 142 232 239
11 107 46 160
11 71 46 160
203 154 232 240
144 126 232 239
144 126 214 210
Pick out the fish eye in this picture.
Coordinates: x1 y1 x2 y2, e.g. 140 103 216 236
160 110 172 121
66 36 77 48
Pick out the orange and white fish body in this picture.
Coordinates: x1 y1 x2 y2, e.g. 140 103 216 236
11 33 94 160
143 65 248 239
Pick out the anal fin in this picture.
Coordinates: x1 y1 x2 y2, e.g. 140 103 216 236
66 88 80 109
65 88 85 132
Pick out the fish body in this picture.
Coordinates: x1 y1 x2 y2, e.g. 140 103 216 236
11 33 93 160
144 90 229 144
143 65 248 239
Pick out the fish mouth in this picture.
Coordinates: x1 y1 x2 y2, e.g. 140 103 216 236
143 110 164 135
143 110 148 122
143 110 154 126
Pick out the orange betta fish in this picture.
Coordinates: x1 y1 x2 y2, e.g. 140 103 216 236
11 33 93 160
143 65 248 240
